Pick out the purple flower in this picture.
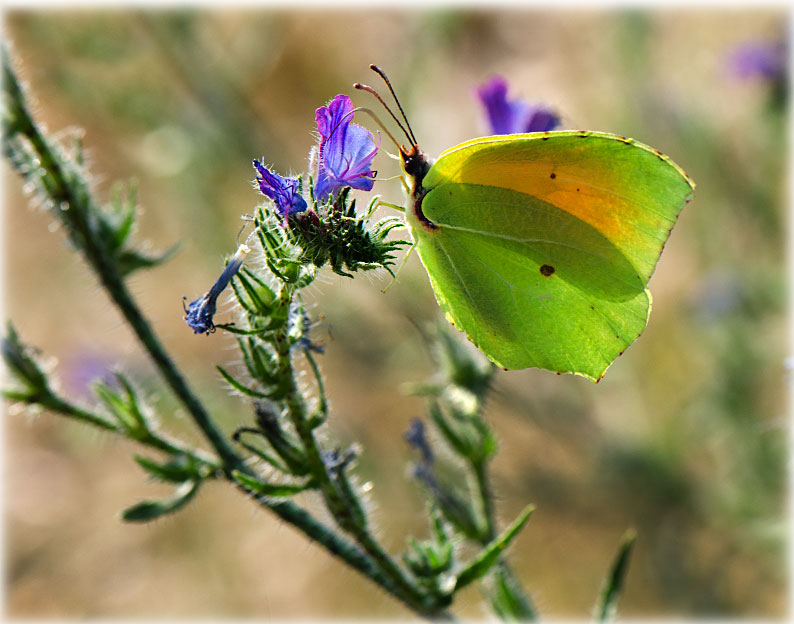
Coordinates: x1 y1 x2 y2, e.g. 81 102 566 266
184 244 249 334
728 39 787 82
253 159 307 220
476 76 560 135
64 352 115 398
314 94 378 201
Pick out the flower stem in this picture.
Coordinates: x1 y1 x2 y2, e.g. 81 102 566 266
274 286 441 615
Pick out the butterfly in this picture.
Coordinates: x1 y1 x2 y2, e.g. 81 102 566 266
357 67 695 382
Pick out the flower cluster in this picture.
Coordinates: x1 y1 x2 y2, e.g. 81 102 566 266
253 94 378 221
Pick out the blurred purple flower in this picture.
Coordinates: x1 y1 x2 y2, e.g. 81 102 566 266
314 94 378 201
404 418 434 465
728 39 787 81
184 244 248 334
64 352 115 397
253 159 307 221
476 76 560 135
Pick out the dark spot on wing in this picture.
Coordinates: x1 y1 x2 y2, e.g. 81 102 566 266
539 264 555 277
550 172 556 179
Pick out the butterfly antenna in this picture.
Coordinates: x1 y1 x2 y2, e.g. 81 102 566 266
368 64 418 147
355 107 401 150
354 82 414 147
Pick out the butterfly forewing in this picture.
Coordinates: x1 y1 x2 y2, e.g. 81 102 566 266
409 131 694 380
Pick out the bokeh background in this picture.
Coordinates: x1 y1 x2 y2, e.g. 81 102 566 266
3 7 788 619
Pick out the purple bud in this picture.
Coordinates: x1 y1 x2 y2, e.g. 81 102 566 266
253 160 307 220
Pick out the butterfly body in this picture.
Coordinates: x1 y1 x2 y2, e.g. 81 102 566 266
401 130 695 381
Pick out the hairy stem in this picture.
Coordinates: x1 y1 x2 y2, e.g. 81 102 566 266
3 52 243 473
274 287 441 615
3 49 454 619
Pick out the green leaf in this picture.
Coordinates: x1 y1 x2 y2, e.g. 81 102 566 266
235 420 310 477
121 480 200 523
117 244 179 277
2 322 50 395
216 365 269 399
134 454 203 483
487 565 537 621
111 181 137 250
406 132 694 381
403 536 453 578
234 270 271 316
454 505 534 592
435 321 494 398
593 529 637 623
231 469 316 497
428 400 472 458
93 373 152 439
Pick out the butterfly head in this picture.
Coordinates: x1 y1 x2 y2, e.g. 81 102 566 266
400 143 431 187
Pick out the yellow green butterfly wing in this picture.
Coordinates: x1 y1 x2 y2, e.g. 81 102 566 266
405 131 695 381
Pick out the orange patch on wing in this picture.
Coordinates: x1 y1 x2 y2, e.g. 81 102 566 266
439 160 646 249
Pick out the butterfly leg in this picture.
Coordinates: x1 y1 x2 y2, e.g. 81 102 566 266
381 240 417 294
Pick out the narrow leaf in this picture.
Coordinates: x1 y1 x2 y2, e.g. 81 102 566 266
594 529 636 623
487 565 537 621
454 505 534 592
429 400 472 458
134 454 201 483
113 182 138 249
216 365 268 398
117 244 179 277
121 480 199 523
235 270 268 315
232 469 316 497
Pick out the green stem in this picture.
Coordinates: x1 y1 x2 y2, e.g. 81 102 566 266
472 458 537 620
12 388 223 472
3 53 243 474
275 288 438 614
303 348 328 423
473 460 496 542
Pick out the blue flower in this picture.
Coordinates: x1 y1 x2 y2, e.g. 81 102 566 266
184 244 249 334
253 160 307 220
314 94 378 201
476 76 560 135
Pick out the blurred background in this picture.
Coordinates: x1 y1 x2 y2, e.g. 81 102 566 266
3 7 788 619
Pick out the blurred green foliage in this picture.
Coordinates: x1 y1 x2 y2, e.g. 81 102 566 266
4 8 787 619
